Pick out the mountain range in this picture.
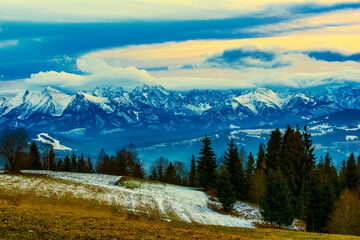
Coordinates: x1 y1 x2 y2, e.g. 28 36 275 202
0 84 359 164
1 84 359 135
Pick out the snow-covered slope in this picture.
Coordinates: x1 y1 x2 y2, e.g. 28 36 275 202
12 171 253 227
4 171 303 229
234 88 284 114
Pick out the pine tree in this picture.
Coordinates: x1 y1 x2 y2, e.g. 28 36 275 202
339 159 347 188
304 160 336 232
115 148 129 176
256 143 266 170
63 155 71 172
197 134 218 191
189 155 197 187
155 157 168 182
77 153 87 173
279 126 307 218
86 156 94 173
71 152 77 172
223 139 244 199
260 169 294 227
244 152 255 199
265 128 282 172
56 158 64 171
48 147 57 171
324 153 341 198
149 165 157 181
132 160 145 179
28 142 42 170
164 162 177 184
302 126 316 175
302 126 317 216
248 144 267 203
96 154 112 174
344 153 360 190
216 168 236 211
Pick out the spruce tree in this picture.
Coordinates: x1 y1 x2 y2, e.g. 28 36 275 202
71 152 77 172
96 154 112 174
223 139 244 199
305 158 337 232
244 152 255 199
132 161 145 179
279 126 307 218
56 158 64 171
248 144 267 203
256 143 266 170
216 168 236 211
115 148 129 176
86 156 94 173
77 153 87 173
339 159 347 188
164 162 177 184
155 157 168 182
64 155 71 172
189 155 197 187
344 153 360 190
265 128 282 172
149 165 157 181
48 147 57 171
28 142 42 170
197 134 218 191
302 126 316 174
260 169 294 227
324 153 341 198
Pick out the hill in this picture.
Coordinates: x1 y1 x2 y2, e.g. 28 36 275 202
1 171 359 239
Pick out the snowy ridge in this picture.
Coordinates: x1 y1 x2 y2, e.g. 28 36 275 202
0 84 358 133
234 88 284 114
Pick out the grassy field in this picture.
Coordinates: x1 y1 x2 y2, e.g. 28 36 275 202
1 173 359 239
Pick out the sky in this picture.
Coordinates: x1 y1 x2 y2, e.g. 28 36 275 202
0 0 359 94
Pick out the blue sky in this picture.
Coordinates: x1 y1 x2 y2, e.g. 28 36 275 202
0 1 359 93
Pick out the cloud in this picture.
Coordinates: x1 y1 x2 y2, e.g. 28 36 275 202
25 58 155 90
244 9 360 35
0 0 358 22
0 89 24 97
305 50 360 62
0 40 18 48
23 56 360 92
203 45 291 69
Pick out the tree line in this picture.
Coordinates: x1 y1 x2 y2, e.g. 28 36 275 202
1 126 359 235
191 127 360 235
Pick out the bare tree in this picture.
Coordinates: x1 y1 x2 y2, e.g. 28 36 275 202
0 127 29 172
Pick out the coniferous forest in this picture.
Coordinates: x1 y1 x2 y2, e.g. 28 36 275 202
1 126 360 235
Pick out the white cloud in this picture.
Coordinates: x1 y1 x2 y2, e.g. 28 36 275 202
26 58 155 90
0 40 18 48
243 9 360 35
0 0 357 22
0 89 24 97
24 56 360 91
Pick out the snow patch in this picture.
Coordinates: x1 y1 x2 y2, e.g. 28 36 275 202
16 171 255 228
100 128 124 135
34 133 72 151
346 135 358 141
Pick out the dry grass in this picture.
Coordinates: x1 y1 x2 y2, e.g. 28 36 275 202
1 173 360 239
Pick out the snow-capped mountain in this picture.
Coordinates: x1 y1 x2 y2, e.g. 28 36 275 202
0 85 358 135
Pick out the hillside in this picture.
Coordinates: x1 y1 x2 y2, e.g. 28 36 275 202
1 171 359 239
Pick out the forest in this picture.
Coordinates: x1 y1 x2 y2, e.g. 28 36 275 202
1 126 359 235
